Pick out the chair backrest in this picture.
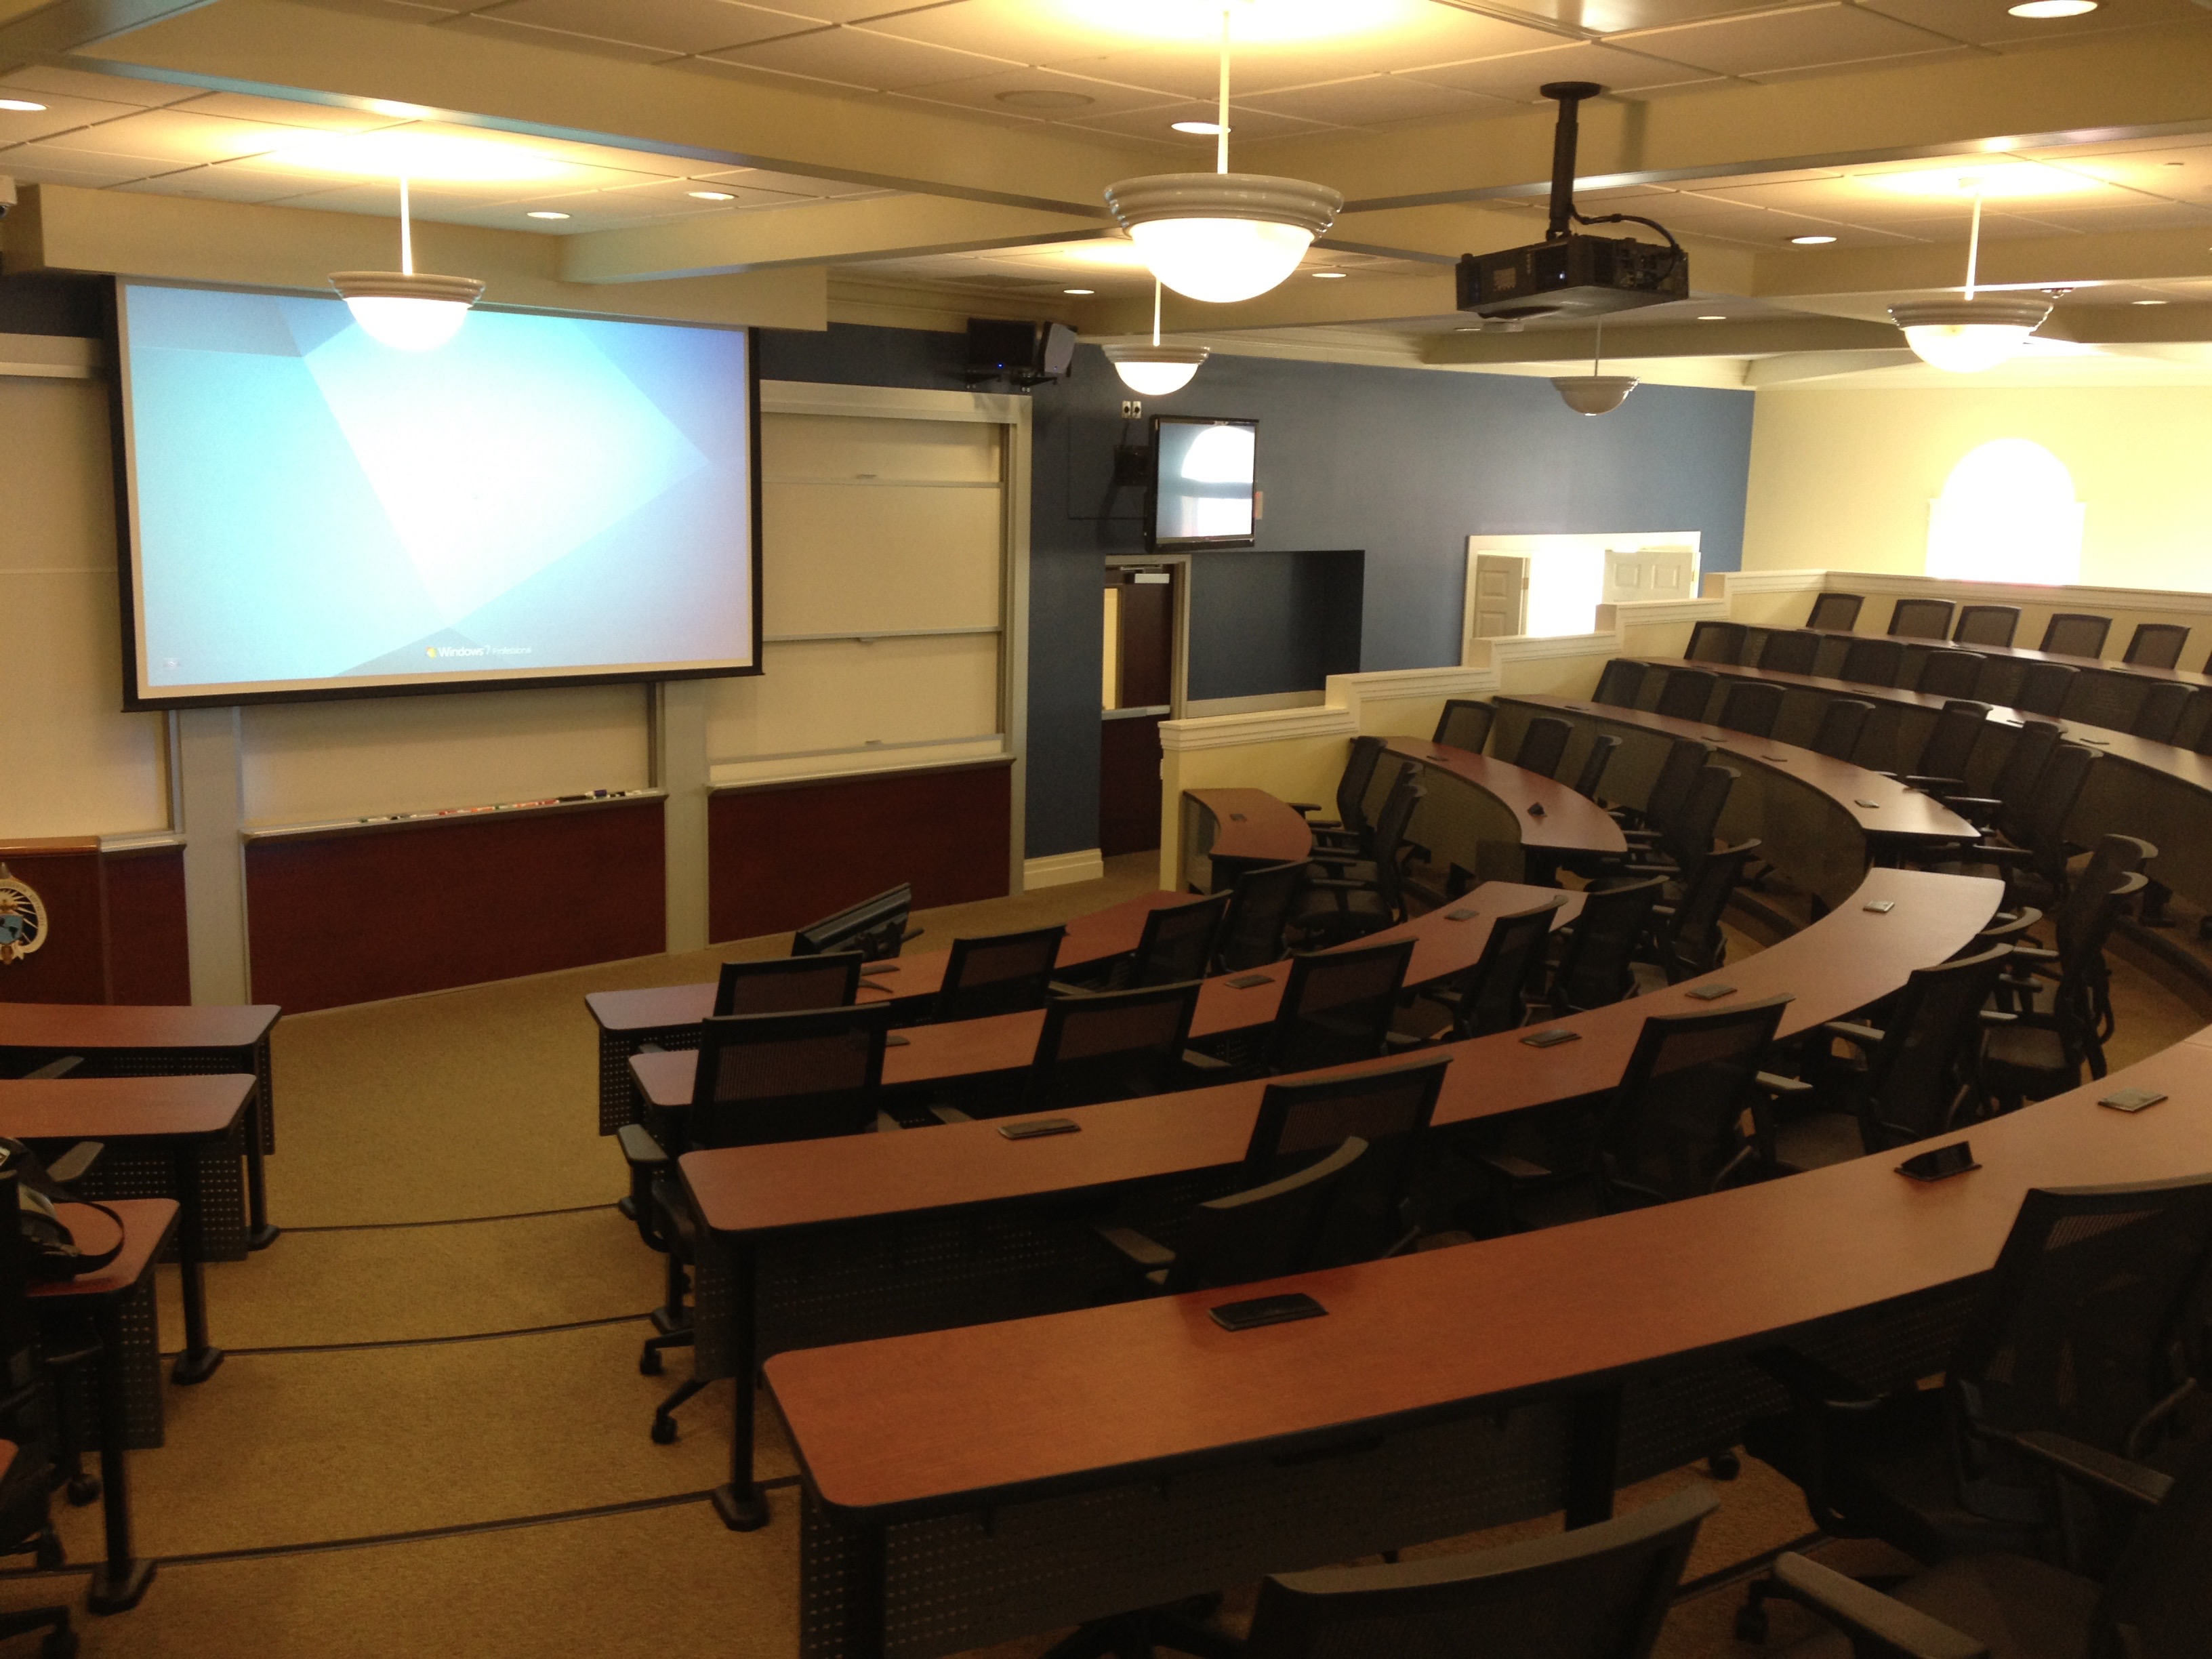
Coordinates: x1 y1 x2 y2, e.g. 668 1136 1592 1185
1808 697 1875 762
1757 629 1822 676
684 1004 893 1147
2040 611 2112 658
2187 689 2212 756
2123 621 2190 670
1805 592 1864 632
1163 1137 1367 1294
935 924 1067 1022
1652 668 1716 723
1570 733 1620 802
1129 892 1232 987
1593 659 1647 709
1602 997 1792 1207
1515 715 1572 779
1216 860 1309 974
2130 678 2193 744
2015 741 2097 882
1952 603 2021 647
1656 764 1735 874
1244 1055 1451 1266
1654 838 1757 981
1353 772 1427 921
1244 1483 1718 1659
1023 981 1203 1112
1445 900 1560 1039
1913 647 1985 701
1838 636 1907 689
791 883 913 961
1887 596 1956 640
1715 680 1783 738
1989 719 2064 844
1432 699 1495 754
1263 936 1418 1074
1911 698 1990 783
2014 659 2078 716
1685 620 1746 665
1856 945 2011 1147
2090 1433 2212 1659
1333 735 1389 840
1641 738 1715 834
1553 876 1667 1012
714 952 863 1017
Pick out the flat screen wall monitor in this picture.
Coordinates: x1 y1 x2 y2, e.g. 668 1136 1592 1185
1149 416 1257 551
792 884 916 962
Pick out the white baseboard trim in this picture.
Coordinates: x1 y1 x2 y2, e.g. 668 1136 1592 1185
1023 848 1105 890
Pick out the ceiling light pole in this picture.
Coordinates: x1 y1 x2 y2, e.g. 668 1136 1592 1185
1106 279 1210 396
1553 316 1638 415
329 173 485 351
1889 183 2051 373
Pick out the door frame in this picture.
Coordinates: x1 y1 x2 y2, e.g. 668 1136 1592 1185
1103 553 1192 720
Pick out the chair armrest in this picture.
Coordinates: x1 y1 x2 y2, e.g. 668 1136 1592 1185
1965 844 2033 865
16 1057 82 1082
615 1122 670 1171
1751 1345 1882 1411
1181 1049 1233 1071
2008 945 2058 962
1286 801 1323 814
1822 1021 1887 1048
1046 981 1094 998
1940 795 2002 813
1381 1031 1432 1052
928 1103 975 1126
1756 1072 1814 1097
1903 774 1968 792
1770 1555 1989 1659
2007 1429 2174 1511
1304 877 1377 893
1979 1009 2018 1025
44 1142 101 1185
1092 1225 1176 1272
1476 1151 1553 1183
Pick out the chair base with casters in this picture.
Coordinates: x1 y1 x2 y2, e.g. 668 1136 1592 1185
1038 1599 1240 1659
0 1443 75 1659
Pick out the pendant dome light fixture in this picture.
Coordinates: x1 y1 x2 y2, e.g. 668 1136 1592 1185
1552 318 1637 415
1105 280 1210 396
1103 3 1341 304
330 177 485 351
1888 187 2049 373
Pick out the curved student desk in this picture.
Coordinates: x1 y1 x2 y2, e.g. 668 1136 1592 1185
768 1017 2212 1659
628 881 1581 1107
1746 621 2212 709
1380 737 1628 884
1181 788 1317 893
0 1002 281 1252
1490 693 1980 910
583 890 1196 1132
676 866 2001 1531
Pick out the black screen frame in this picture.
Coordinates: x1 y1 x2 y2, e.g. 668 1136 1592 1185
106 277 766 712
1146 415 1258 552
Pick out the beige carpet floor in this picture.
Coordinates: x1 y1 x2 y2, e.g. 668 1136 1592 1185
2 851 2200 1657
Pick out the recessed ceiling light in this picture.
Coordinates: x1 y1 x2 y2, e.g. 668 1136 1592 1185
527 209 570 220
0 98 47 112
689 189 737 201
996 88 1095 112
1064 287 1096 295
2007 0 2097 16
1698 314 1727 321
1312 270 1347 279
2131 298 2169 305
1789 234 1837 245
1172 120 1228 136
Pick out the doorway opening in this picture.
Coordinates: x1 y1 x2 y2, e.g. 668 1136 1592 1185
1101 560 1187 857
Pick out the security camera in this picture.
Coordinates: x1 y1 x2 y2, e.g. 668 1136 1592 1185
0 177 14 219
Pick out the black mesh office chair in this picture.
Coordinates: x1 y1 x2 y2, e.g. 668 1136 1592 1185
1550 876 1666 1013
1215 859 1309 973
1596 997 1798 1208
1914 649 1985 701
1687 619 1748 664
1241 1056 1451 1265
622 1004 894 1441
1431 699 1495 753
1614 737 1713 836
0 1180 74 1659
1244 1485 1717 1659
1895 699 1990 795
1807 592 1865 632
1765 1431 2212 1659
1293 773 1429 947
1760 629 1823 676
1717 680 1785 738
1639 838 1759 985
1653 667 1717 722
2039 612 2111 658
1931 718 2060 836
1935 741 2097 905
1259 936 1419 1075
713 952 862 1017
1982 872 2148 1103
1290 735 1387 856
2130 678 2192 744
1629 764 1736 884
1743 1176 2212 1601
2013 660 2077 716
1839 636 1908 689
1515 714 1574 778
2123 621 2190 670
1570 733 1621 802
1104 892 1231 989
1416 900 1559 1039
933 924 1067 1021
1952 603 2020 648
1808 697 1876 762
982 981 1202 1118
1593 659 1647 708
1997 833 2154 1045
1888 597 1956 640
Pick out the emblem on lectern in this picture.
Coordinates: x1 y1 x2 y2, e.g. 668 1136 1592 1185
0 866 47 965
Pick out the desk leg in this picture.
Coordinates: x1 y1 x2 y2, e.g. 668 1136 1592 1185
1564 1387 1622 1530
169 1145 223 1385
243 1094 279 1251
710 1240 770 1532
86 1301 155 1614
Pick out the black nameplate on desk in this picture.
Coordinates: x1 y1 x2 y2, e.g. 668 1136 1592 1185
1853 800 1881 809
1527 802 1546 817
1225 972 1275 989
999 1118 1079 1140
1210 1292 1326 1332
1685 984 1736 1002
1864 900 1896 914
860 963 899 976
1521 1027 1579 1048
1897 1141 1979 1183
2100 1088 2167 1113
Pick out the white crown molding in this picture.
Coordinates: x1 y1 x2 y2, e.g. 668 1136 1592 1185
1604 596 1728 626
1490 630 1618 663
1330 665 1500 704
1721 569 1828 595
1820 569 2212 618
1161 703 1357 751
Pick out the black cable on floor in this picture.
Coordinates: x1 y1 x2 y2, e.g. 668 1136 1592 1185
281 1202 617 1233
156 1309 656 1359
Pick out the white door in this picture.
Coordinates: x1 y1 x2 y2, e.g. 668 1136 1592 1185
1469 553 1530 642
1602 545 1697 607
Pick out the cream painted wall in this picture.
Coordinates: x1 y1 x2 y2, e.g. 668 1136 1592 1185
1742 384 2212 591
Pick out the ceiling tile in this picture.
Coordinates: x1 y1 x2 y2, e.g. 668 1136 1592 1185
691 165 890 195
1855 0 2209 47
594 175 816 207
1052 98 1337 142
295 0 464 19
1511 0 1835 31
1614 2 1965 73
748 0 935 18
476 0 822 54
2008 199 2212 232
700 22 1018 89
436 13 677 59
1398 40 1719 100
0 93 154 146
111 167 331 204
0 142 176 185
1744 43 1979 80
169 91 415 132
893 62 1185 117
52 110 295 165
0 66 201 107
1238 74 1512 127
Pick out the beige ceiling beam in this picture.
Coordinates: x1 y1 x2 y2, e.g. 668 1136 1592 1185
558 197 1107 283
0 0 215 54
2059 303 2212 344
62 0 1139 213
1421 314 1907 367
1744 350 1923 388
1754 224 2212 303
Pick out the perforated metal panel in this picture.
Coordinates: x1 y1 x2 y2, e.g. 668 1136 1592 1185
37 1040 276 1156
70 1138 247 1263
45 1278 164 1454
597 1024 699 1134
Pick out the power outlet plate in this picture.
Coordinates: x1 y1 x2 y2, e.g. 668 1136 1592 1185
1120 400 1143 419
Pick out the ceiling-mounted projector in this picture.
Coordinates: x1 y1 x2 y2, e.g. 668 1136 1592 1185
1457 83 1688 322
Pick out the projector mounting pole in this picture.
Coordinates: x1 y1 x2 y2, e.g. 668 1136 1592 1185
1540 82 1602 243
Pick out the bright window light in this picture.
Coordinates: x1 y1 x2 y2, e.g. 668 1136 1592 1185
1926 438 2084 586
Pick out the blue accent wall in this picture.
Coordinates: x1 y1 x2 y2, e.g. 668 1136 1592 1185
760 323 1755 860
